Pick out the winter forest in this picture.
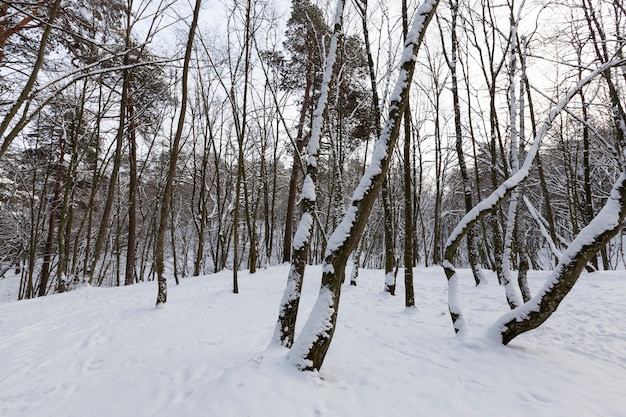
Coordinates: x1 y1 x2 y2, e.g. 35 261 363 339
1 0 626 414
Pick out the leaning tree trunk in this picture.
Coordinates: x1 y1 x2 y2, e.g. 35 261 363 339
491 1 626 340
272 0 346 348
490 171 626 344
442 56 626 335
288 0 440 372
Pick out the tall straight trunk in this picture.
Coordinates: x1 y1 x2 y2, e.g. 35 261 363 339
581 0 625 270
516 37 531 302
382 178 396 293
402 109 415 307
89 68 128 285
56 96 85 293
442 0 484 285
272 0 346 348
38 137 64 297
432 91 443 266
442 56 625 335
521 65 558 265
125 92 138 285
243 168 257 274
288 0 440 371
154 0 201 305
124 1 137 286
501 1 525 309
193 137 209 277
356 0 396 294
232 0 254 292
401 0 415 308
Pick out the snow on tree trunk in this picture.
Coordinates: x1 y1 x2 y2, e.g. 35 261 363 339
442 56 626 335
489 171 626 344
501 1 525 310
272 0 345 348
443 0 484 286
154 0 202 306
288 0 440 372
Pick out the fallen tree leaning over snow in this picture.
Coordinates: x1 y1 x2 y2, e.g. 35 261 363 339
288 0 440 372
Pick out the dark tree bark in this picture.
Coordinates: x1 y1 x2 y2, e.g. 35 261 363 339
355 0 397 295
442 56 626 335
288 0 440 371
273 0 345 348
401 0 415 308
124 2 137 286
154 0 201 305
440 0 484 285
38 136 64 297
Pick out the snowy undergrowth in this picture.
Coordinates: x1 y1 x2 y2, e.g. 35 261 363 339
1 265 625 417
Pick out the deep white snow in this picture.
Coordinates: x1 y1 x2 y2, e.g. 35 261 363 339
1 265 625 417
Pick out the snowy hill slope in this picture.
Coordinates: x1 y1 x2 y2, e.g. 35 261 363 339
1 265 625 417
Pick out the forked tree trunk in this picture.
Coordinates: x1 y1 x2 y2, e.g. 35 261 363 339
272 0 346 348
288 0 440 371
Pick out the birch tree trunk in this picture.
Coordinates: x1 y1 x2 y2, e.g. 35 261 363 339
288 0 440 371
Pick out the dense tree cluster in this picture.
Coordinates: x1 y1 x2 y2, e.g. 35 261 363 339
0 0 625 371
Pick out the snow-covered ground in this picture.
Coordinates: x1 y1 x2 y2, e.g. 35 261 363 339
1 265 625 417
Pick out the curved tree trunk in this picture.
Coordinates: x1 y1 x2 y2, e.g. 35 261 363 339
491 171 626 344
442 56 626 335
